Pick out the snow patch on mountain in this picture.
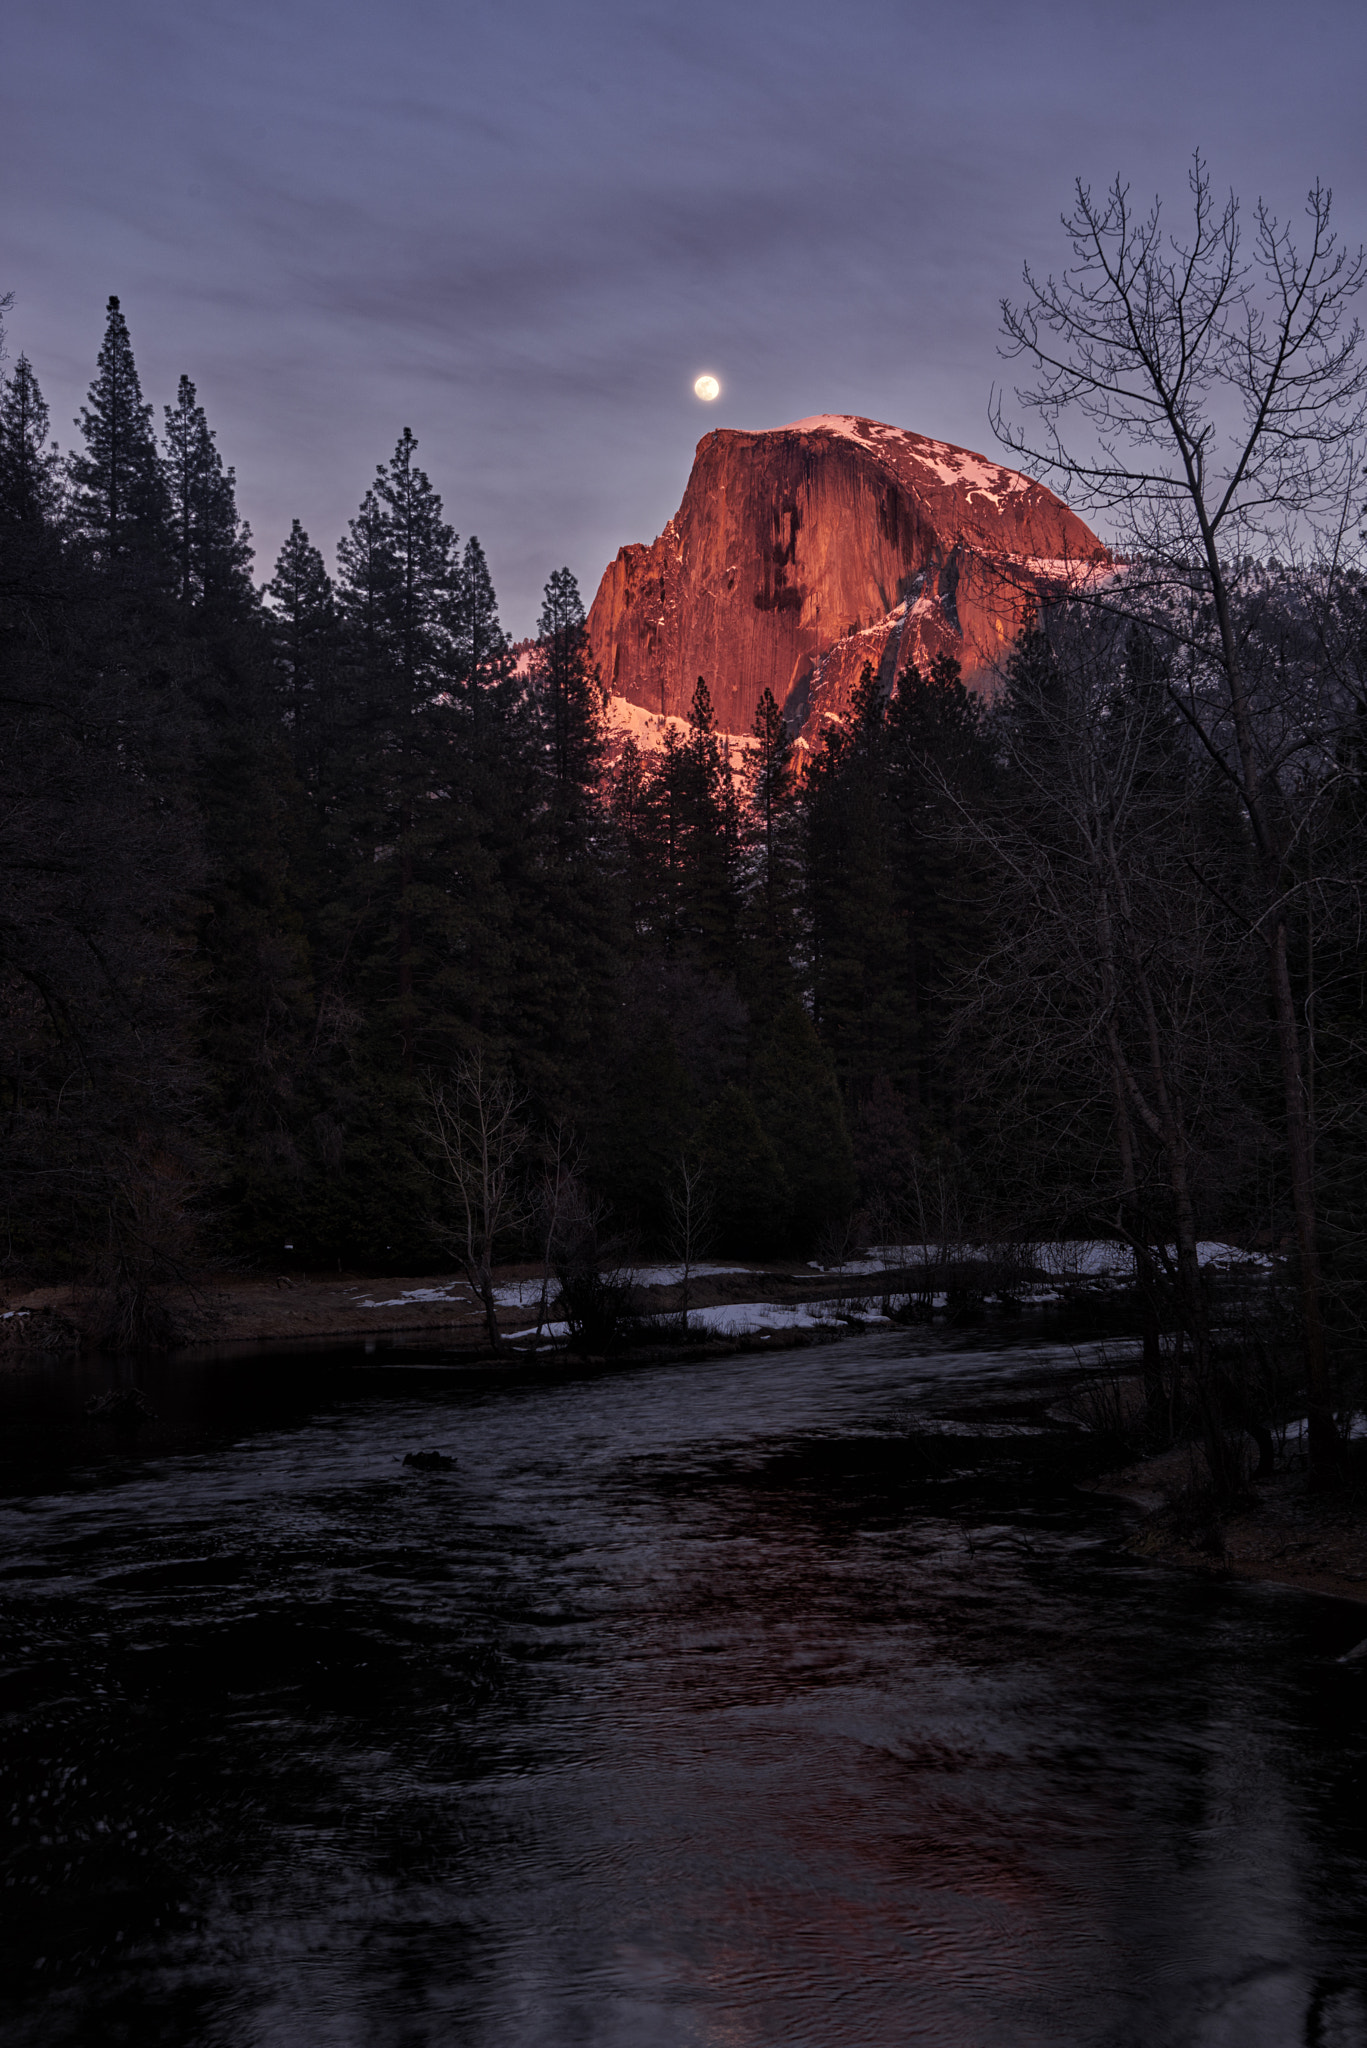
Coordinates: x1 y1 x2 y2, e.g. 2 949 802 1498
605 693 753 772
780 415 1036 507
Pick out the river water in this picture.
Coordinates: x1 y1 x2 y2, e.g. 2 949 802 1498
1 1331 1365 2047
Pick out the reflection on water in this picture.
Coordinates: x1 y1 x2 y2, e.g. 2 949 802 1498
1 1334 1364 2046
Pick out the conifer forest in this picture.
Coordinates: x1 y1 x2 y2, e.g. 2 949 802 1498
2 279 1366 1468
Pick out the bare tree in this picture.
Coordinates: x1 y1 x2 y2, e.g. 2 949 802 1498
666 1152 714 1330
950 609 1262 1489
994 156 1367 1480
531 1117 582 1344
419 1053 529 1348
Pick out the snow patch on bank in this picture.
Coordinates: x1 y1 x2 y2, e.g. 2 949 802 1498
681 1300 834 1333
1283 1415 1367 1444
511 1299 854 1345
808 1241 1271 1278
356 1285 470 1308
494 1265 754 1310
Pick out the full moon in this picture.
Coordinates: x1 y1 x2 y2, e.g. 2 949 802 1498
694 374 720 401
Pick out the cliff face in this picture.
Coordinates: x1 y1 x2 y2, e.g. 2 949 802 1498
587 415 1105 737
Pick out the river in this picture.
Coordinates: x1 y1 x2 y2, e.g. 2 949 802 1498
1 1330 1364 2046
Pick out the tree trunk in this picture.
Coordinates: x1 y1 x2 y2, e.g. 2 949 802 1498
1269 919 1338 1477
473 1264 502 1350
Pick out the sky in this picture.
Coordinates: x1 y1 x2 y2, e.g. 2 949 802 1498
3 0 1366 636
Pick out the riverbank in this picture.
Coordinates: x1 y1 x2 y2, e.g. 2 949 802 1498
2 1240 1274 1359
9 1266 1366 1614
1091 1450 1367 1610
0 1259 897 1358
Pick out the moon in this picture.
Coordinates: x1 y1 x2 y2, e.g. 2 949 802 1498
694 373 721 402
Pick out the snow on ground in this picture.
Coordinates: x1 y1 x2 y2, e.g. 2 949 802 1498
806 1241 1270 1278
630 1263 755 1287
682 1300 833 1333
912 1417 1053 1438
356 1243 1269 1315
508 1299 854 1345
493 1279 556 1310
494 1265 753 1311
356 1285 469 1308
1283 1415 1367 1443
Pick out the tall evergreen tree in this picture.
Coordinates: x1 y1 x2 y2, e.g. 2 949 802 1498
334 431 458 778
882 655 993 1139
333 429 460 1064
265 519 336 783
534 567 605 833
0 354 63 533
618 679 741 967
661 677 739 965
370 427 456 706
751 1000 857 1251
1 305 207 1325
701 1082 792 1256
335 487 390 671
451 535 512 703
611 732 650 845
162 374 253 611
804 662 907 1099
741 685 801 1009
69 296 169 572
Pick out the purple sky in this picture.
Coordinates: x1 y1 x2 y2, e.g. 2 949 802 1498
4 0 1365 634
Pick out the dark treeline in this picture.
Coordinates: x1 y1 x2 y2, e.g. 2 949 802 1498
1 296 964 1305
2 288 1366 1457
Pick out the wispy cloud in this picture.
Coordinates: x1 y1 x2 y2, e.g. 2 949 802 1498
4 0 1363 630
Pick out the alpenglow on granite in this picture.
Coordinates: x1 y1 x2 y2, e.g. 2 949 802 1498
587 416 1107 738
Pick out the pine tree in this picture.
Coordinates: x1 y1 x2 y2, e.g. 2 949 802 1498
333 429 459 1065
611 732 649 846
804 661 907 1100
882 654 993 1140
333 430 459 805
451 535 512 705
534 566 605 833
1 317 207 1317
162 374 252 610
265 519 336 782
701 1082 791 1256
371 427 456 706
676 676 740 965
751 1000 856 1251
625 678 740 967
742 685 801 1010
69 296 169 572
0 354 63 532
335 487 390 673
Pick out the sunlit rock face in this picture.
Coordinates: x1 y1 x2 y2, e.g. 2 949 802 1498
587 416 1106 740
